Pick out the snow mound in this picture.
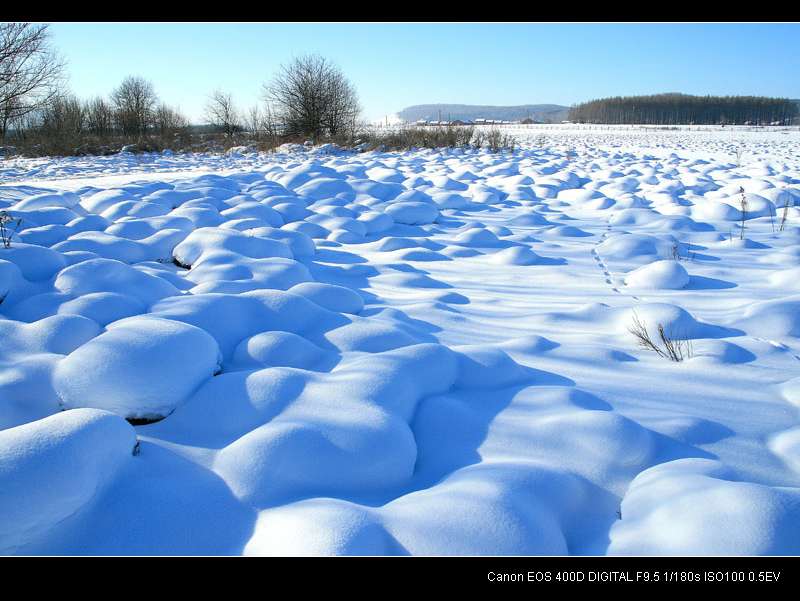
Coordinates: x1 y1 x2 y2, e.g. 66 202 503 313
232 331 333 370
452 346 534 389
508 213 553 227
385 202 439 225
767 266 800 290
544 225 592 237
769 427 800 474
54 316 221 420
57 292 147 326
738 296 800 338
173 227 293 267
609 459 800 555
596 233 674 261
244 499 389 556
288 282 364 315
0 243 67 281
624 260 690 290
54 258 180 307
451 227 502 247
488 246 546 266
323 318 420 353
0 409 136 554
781 376 800 408
0 314 101 357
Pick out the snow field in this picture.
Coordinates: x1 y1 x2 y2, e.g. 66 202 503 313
1 129 800 554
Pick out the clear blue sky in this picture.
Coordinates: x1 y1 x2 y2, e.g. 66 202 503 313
48 22 800 123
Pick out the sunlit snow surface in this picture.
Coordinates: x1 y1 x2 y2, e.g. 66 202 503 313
2 125 800 555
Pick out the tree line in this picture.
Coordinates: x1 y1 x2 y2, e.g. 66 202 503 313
1 23 362 156
568 93 799 125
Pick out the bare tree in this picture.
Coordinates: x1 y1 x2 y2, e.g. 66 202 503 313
245 104 262 140
0 23 65 139
111 75 158 138
84 96 114 137
263 54 360 142
323 67 359 140
262 103 280 146
38 91 85 141
154 103 188 137
204 90 241 137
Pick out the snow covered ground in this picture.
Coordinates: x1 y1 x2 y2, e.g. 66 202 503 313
2 126 800 555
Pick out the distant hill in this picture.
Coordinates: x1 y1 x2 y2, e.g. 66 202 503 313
397 104 570 124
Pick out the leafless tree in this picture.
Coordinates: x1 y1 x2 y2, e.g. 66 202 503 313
262 103 280 145
154 103 188 137
84 96 114 137
38 92 85 140
263 54 360 142
111 75 158 138
245 104 262 140
323 67 359 140
204 89 241 137
0 23 65 139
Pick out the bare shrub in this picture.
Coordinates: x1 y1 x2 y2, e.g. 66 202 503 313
356 126 482 151
738 186 747 239
472 129 485 148
780 188 792 232
485 126 516 152
0 211 22 248
628 311 692 362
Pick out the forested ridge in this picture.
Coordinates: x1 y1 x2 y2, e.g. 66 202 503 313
568 93 799 125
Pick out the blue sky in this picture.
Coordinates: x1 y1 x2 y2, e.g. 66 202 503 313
49 23 800 123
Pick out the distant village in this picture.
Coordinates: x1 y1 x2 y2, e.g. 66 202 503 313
411 118 565 126
407 118 791 127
